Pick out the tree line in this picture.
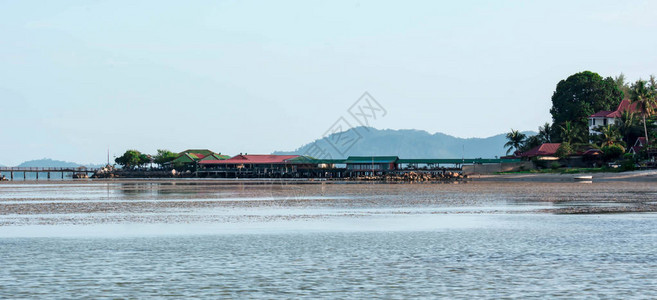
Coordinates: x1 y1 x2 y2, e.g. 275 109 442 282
114 149 178 169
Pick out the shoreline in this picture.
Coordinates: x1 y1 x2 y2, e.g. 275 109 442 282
473 169 657 182
2 169 657 184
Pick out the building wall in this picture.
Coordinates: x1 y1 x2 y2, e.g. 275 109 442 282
589 117 618 134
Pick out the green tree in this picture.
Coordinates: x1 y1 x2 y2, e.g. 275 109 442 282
537 122 554 143
614 73 630 98
617 111 643 146
520 135 542 152
115 150 150 169
559 121 583 144
555 142 573 158
504 129 526 155
550 71 623 141
593 124 622 147
601 144 625 160
153 149 178 166
630 79 657 144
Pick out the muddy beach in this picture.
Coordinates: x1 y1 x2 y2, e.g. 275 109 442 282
1 176 657 227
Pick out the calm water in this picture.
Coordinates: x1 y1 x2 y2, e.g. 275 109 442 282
1 182 656 298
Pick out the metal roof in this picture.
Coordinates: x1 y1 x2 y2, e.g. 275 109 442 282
179 149 215 156
590 99 657 118
172 153 197 164
200 154 301 165
397 158 521 164
343 156 399 164
199 153 230 161
520 143 561 158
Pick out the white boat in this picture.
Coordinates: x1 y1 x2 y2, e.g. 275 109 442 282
574 175 593 181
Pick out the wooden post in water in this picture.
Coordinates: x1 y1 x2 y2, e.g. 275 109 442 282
47 172 50 180
23 172 26 180
10 171 13 181
36 172 38 180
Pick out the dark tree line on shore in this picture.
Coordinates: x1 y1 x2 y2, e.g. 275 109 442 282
506 70 657 160
114 149 178 169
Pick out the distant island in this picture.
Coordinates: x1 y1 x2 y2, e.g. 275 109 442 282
14 158 104 169
274 127 534 159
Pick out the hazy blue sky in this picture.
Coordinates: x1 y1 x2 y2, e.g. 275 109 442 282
1 0 656 165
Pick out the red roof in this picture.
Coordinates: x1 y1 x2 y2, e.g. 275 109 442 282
199 154 300 165
590 99 657 118
590 110 615 118
520 143 561 157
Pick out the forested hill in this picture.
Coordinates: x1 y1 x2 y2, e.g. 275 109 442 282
274 127 536 159
15 158 103 168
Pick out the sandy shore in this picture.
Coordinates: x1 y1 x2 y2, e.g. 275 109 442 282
473 170 657 182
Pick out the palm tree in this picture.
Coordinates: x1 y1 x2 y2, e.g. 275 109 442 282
521 135 542 152
505 129 527 155
617 111 639 145
595 124 622 147
537 122 553 143
559 121 582 144
630 79 657 144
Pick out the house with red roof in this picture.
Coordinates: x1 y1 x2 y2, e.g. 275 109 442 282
628 137 647 155
519 143 561 160
588 99 657 134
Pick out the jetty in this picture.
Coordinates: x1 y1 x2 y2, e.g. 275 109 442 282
0 167 100 181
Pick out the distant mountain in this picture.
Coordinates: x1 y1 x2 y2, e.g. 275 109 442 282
17 158 103 168
274 127 536 159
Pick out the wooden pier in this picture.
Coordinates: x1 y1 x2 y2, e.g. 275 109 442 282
0 167 100 181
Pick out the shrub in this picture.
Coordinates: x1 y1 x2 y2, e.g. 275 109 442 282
601 144 625 160
555 142 573 158
620 160 635 171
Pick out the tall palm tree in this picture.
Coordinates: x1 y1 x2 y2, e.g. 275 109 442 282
617 111 639 145
595 124 622 147
559 121 582 144
505 129 527 155
537 122 553 143
630 79 657 144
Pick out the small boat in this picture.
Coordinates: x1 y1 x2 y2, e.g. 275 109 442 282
574 175 593 181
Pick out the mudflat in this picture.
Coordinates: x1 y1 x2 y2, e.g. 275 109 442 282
1 177 656 227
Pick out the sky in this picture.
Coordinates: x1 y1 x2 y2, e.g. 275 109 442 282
1 0 656 165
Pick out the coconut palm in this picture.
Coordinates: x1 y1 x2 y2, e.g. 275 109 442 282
520 135 542 152
630 79 657 144
559 121 582 144
617 111 641 145
537 122 553 143
594 124 622 147
504 129 527 155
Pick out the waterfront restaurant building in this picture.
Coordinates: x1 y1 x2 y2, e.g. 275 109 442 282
344 156 399 176
198 154 319 177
